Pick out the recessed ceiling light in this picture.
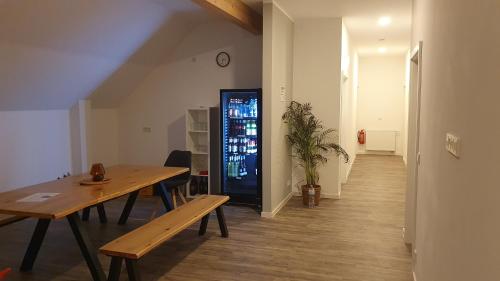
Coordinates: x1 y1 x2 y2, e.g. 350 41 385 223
378 16 392 27
378 47 387 53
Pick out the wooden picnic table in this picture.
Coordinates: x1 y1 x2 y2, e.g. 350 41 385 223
0 165 188 281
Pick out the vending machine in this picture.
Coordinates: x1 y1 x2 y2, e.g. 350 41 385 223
220 89 262 209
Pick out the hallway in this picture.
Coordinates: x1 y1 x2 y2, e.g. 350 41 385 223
277 154 412 280
0 155 412 281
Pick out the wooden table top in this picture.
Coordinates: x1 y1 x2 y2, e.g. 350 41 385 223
0 165 189 220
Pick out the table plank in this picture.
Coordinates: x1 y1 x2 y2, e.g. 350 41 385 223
0 165 188 219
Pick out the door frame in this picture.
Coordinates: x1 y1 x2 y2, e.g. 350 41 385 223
404 41 423 263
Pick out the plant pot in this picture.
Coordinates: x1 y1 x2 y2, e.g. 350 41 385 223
301 185 321 206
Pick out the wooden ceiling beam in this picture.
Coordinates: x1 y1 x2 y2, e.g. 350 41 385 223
192 0 262 35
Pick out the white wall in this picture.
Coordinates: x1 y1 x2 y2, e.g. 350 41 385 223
292 18 343 198
69 104 83 175
117 21 262 166
69 100 92 174
356 55 406 155
90 109 119 167
262 2 294 216
0 110 71 191
340 23 358 184
411 0 500 280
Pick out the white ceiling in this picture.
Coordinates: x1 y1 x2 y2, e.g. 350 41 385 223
274 0 412 55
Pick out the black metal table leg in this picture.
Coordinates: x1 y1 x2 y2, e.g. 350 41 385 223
82 207 91 221
198 214 210 236
20 218 51 271
216 207 229 238
118 191 139 225
96 203 107 224
157 182 174 212
107 257 123 281
125 259 142 281
67 212 107 281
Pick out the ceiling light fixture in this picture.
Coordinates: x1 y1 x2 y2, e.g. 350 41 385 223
378 47 387 53
378 16 392 27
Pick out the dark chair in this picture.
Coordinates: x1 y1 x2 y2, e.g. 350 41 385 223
157 150 192 210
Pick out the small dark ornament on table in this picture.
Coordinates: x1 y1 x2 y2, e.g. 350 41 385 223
90 163 106 182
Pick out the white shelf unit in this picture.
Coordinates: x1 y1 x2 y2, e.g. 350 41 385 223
186 108 211 198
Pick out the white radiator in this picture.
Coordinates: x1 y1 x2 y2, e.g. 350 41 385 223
366 130 397 151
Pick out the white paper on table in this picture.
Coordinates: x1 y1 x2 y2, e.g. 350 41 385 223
17 193 60 203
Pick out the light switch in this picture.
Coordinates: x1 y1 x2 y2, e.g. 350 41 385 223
280 86 286 102
446 133 460 158
143 127 152 133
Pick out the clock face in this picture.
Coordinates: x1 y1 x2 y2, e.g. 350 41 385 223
216 52 230 67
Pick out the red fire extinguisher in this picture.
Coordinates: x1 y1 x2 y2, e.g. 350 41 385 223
358 130 366 144
0 268 11 280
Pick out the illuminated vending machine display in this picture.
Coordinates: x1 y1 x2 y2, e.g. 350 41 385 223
220 89 262 209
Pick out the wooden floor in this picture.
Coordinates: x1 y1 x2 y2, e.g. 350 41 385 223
0 155 412 280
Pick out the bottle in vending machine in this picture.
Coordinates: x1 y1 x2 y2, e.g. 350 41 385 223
234 156 240 178
228 156 233 177
253 99 258 117
247 121 251 136
233 100 239 118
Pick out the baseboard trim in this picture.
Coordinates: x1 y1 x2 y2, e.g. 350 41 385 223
347 153 356 178
292 191 341 199
322 192 341 199
261 192 293 218
357 150 400 156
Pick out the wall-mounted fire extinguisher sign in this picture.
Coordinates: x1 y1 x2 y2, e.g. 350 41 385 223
358 129 366 144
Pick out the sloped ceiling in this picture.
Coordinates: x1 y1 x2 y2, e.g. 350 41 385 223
0 0 212 110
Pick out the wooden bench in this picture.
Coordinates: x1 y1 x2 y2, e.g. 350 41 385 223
100 195 230 281
0 214 26 227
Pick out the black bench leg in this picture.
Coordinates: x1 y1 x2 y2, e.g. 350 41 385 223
157 182 174 212
96 203 107 224
216 207 229 238
199 214 210 236
67 212 107 281
118 191 139 225
107 257 123 281
82 207 91 221
20 218 51 271
125 259 141 281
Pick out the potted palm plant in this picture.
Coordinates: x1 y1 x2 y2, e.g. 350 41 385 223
282 101 349 206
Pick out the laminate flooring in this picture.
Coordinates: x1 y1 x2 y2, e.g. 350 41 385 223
0 155 412 280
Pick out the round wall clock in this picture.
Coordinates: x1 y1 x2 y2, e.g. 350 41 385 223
216 52 230 67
